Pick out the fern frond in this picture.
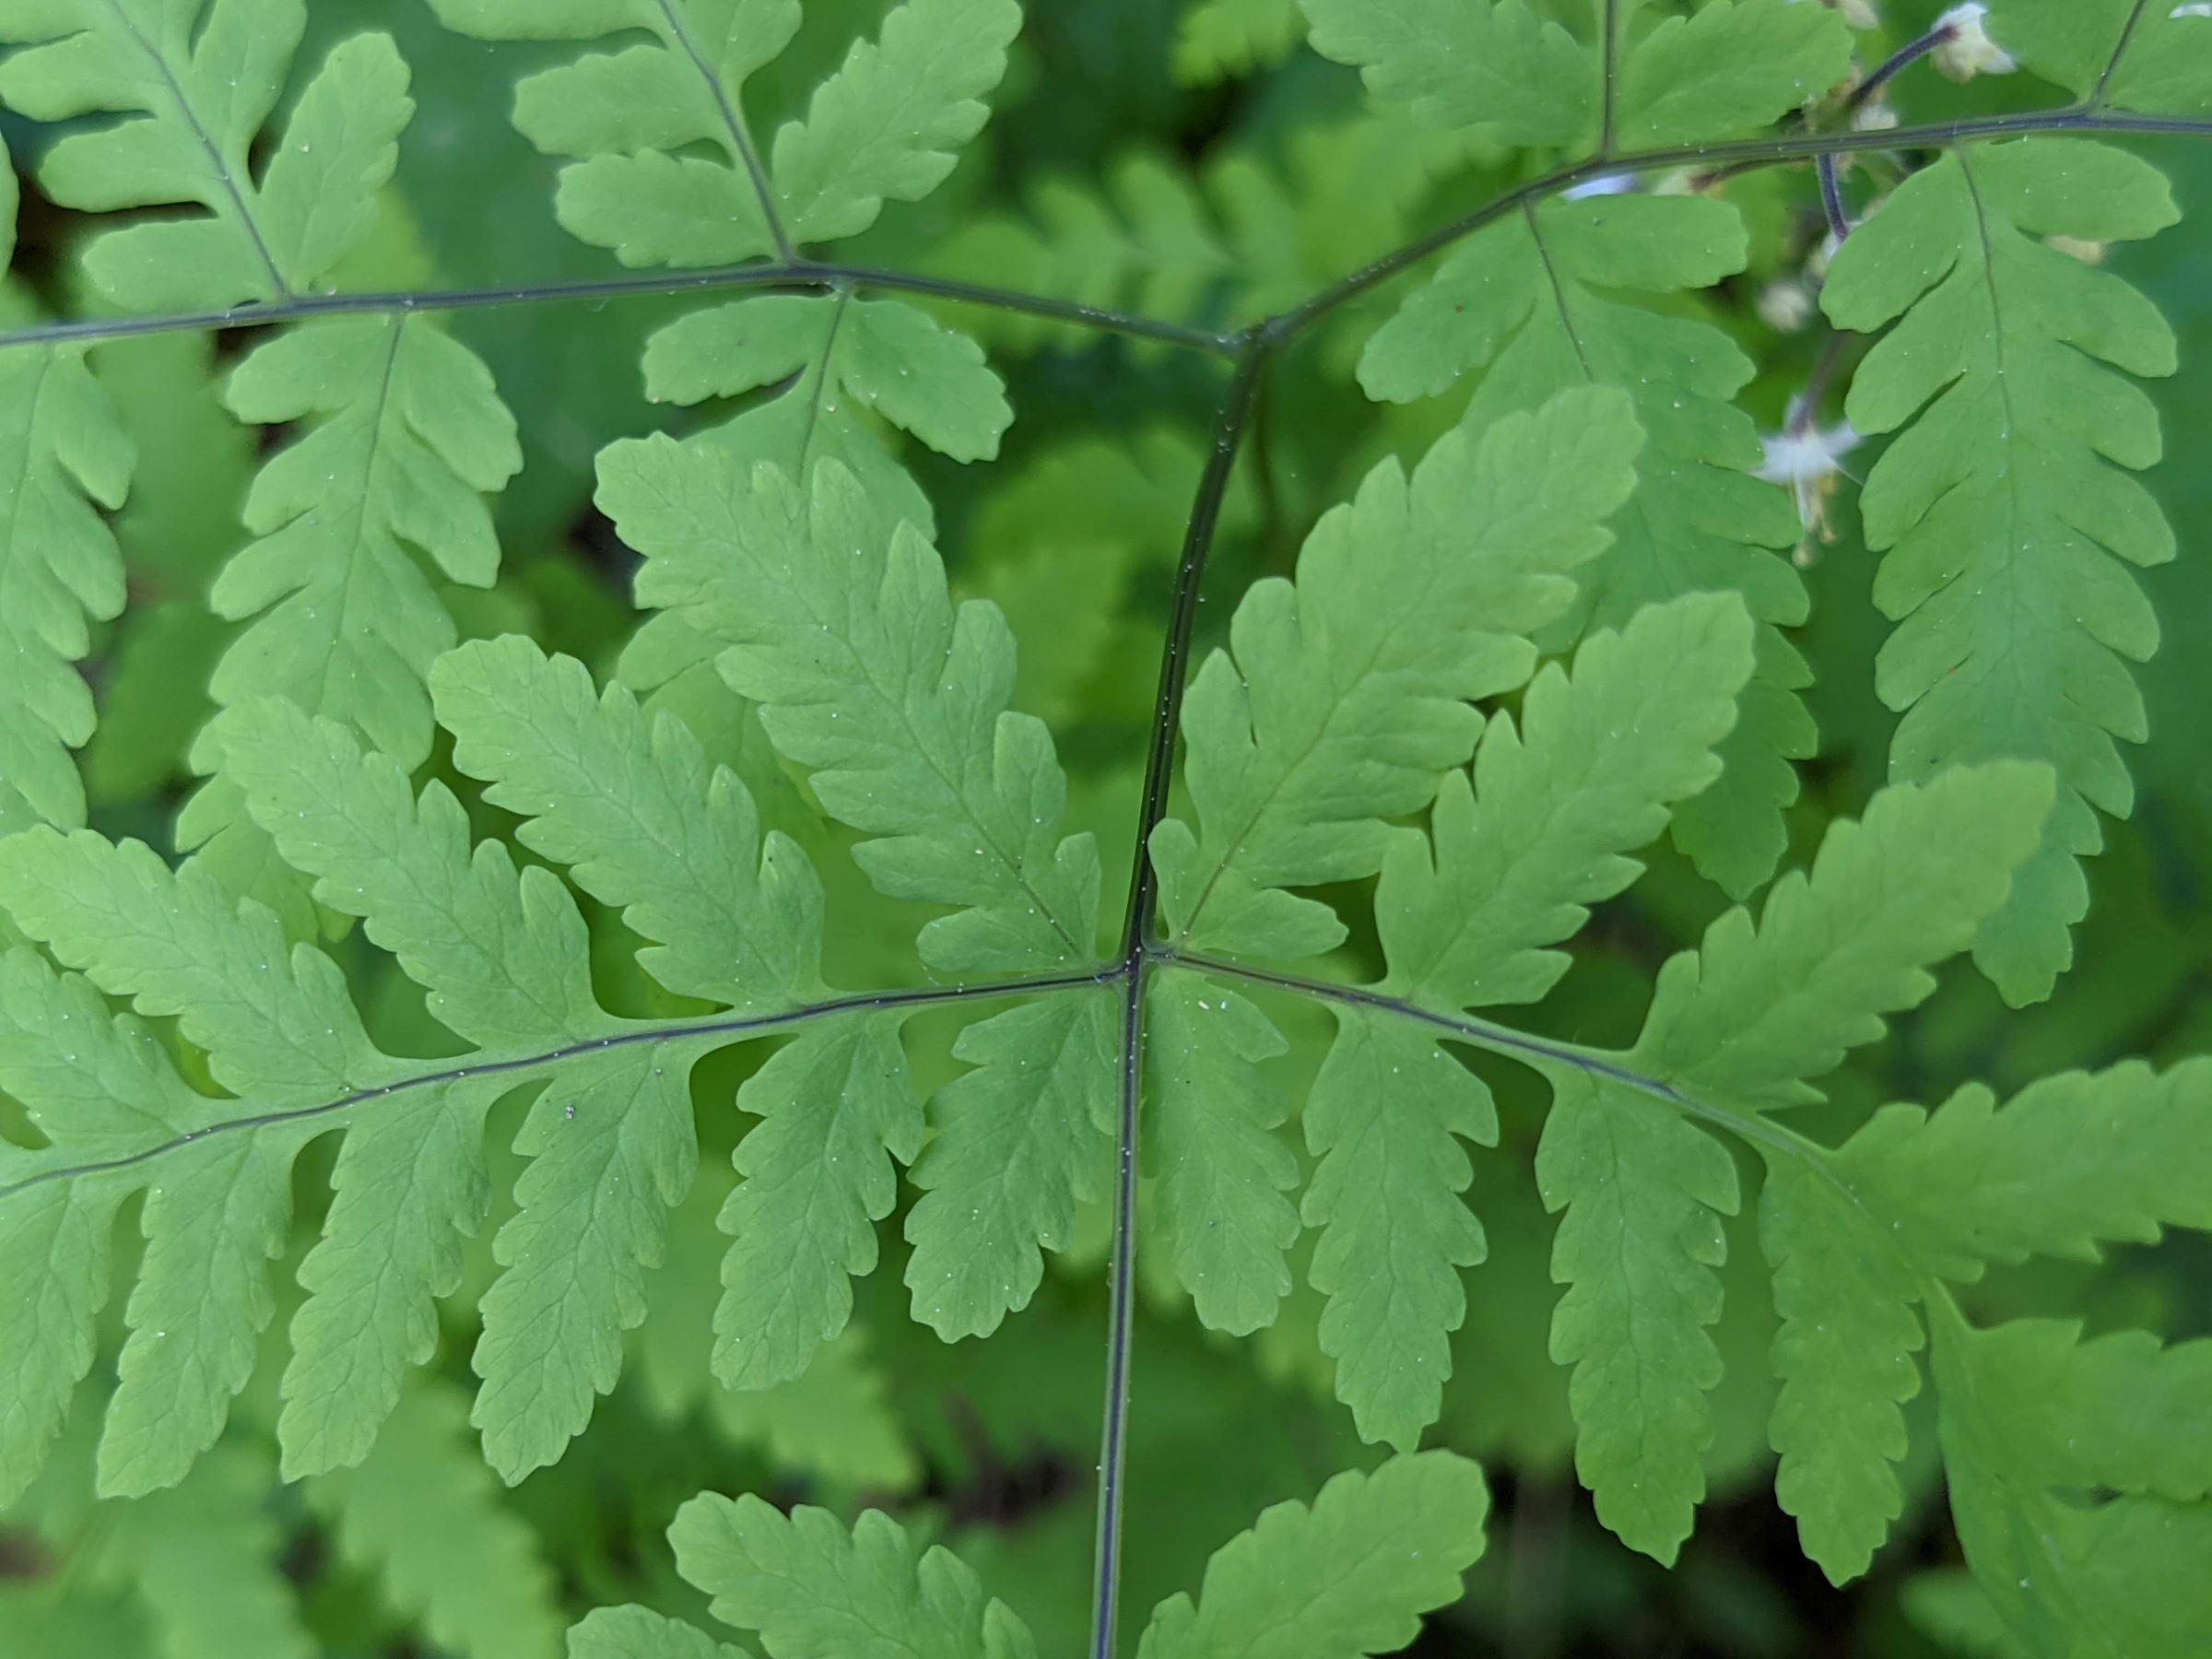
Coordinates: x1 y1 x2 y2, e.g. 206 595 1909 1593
428 0 1019 500
1630 763 2057 1109
1832 1059 2212 1279
1133 1451 1490 1658
0 302 133 836
599 453 1101 974
1153 385 1643 960
0 617 965 1489
598 448 1119 1342
1359 190 1814 895
0 6 409 308
669 1491 1040 1658
1932 1305 2212 1656
1312 592 1754 1448
1300 0 1852 152
933 117 1467 345
1822 138 2181 1003
643 289 1011 479
304 1378 565 1659
1173 0 1306 87
571 1452 1488 1659
0 5 529 912
1986 1 2212 113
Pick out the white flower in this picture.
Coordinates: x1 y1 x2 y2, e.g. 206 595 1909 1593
1759 417 1862 556
1757 279 1818 334
1787 0 1879 29
1932 4 2018 82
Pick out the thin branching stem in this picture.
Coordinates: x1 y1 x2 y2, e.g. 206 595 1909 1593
0 969 1114 1203
7 108 2211 361
1090 338 1277 1659
0 261 1241 358
1847 23 1961 114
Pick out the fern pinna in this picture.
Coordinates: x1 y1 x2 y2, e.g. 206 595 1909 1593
1 0 2210 1655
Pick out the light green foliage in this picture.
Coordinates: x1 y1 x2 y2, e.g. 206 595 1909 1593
0 313 133 834
1146 967 1300 1334
600 452 1102 973
668 1492 1041 1658
305 1380 565 1659
1822 140 2181 1004
641 291 1010 500
5 2 2212 1653
1134 1452 1491 1658
934 116 1468 339
429 0 1020 258
1360 191 1812 896
1987 0 2212 112
0 624 912 1491
641 1162 920 1488
1374 592 1757 1013
194 318 522 776
1832 1060 2212 1281
1933 1309 2212 1658
1631 764 2056 1109
0 4 409 307
1306 594 1754 1449
1536 1069 1738 1563
575 1453 1488 1659
1300 0 1852 151
903 989 1118 1338
1173 0 1305 86
1152 387 1642 958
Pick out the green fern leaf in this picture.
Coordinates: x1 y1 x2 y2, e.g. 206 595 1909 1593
641 1162 920 1489
433 0 1018 260
1146 967 1300 1335
1360 191 1812 895
1757 1153 1924 1583
0 311 134 834
306 1379 565 1659
1300 0 1850 151
0 832 381 1494
600 451 1102 974
430 635 829 1013
0 10 408 308
1297 0 1593 147
1821 139 2180 1003
197 318 523 779
569 1606 754 1659
1375 591 1756 1013
1535 1068 1738 1564
643 290 1012 476
903 989 1118 1339
1985 0 2212 113
668 1492 1041 1658
0 950 204 1502
0 616 927 1491
1152 386 1643 959
1173 0 1305 86
770 0 1021 246
712 1012 918 1389
1306 593 1753 1448
1632 763 2055 1109
1133 1451 1490 1658
1834 1059 2212 1280
1932 1308 2212 1658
